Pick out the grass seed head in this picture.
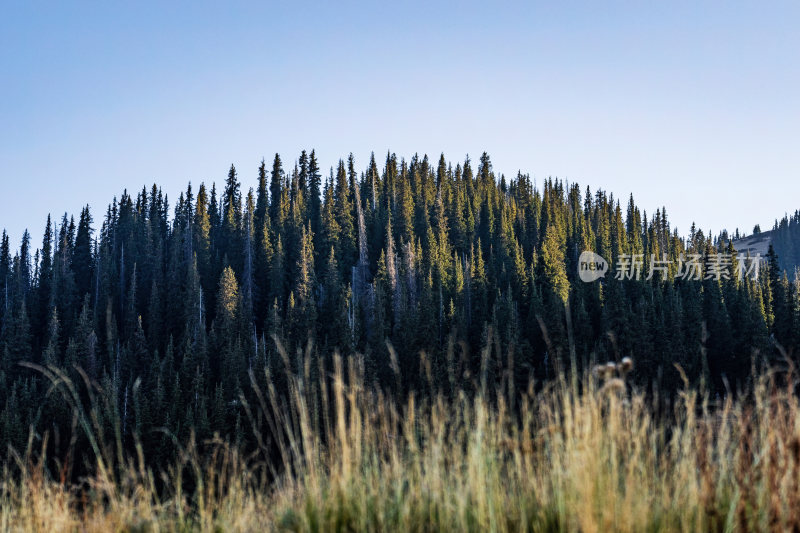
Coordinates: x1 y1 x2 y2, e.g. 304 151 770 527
592 364 608 379
621 357 633 373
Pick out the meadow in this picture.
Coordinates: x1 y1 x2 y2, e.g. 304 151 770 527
2 347 800 533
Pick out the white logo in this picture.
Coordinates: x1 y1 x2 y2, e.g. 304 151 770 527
578 251 608 282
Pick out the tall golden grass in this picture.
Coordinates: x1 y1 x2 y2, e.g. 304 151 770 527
3 347 800 532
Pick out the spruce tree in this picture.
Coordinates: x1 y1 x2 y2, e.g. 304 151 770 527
73 206 94 299
269 153 285 231
334 159 356 272
308 149 323 246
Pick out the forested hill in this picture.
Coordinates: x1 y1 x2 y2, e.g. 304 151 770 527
0 151 797 464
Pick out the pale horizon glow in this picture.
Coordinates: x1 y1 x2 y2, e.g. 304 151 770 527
1 1 799 249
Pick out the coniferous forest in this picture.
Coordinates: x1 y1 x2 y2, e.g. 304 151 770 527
1 150 799 476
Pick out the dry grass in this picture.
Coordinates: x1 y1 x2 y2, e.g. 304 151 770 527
3 352 800 532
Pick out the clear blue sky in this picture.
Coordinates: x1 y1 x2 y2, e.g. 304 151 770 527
1 1 798 249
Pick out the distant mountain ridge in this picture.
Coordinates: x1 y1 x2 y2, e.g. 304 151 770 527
734 211 800 275
733 230 773 258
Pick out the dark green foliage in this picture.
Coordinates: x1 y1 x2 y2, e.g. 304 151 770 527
0 150 794 476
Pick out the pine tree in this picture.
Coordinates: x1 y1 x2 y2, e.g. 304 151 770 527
335 159 356 271
254 159 269 234
290 224 316 345
320 247 349 351
215 266 245 401
221 165 243 272
269 153 285 231
2 300 31 374
42 306 60 366
73 206 94 299
0 231 10 317
194 184 212 297
36 216 54 342
17 230 32 298
541 225 569 308
395 161 415 245
767 244 791 348
217 266 240 321
435 181 450 257
308 149 323 245
298 149 309 195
